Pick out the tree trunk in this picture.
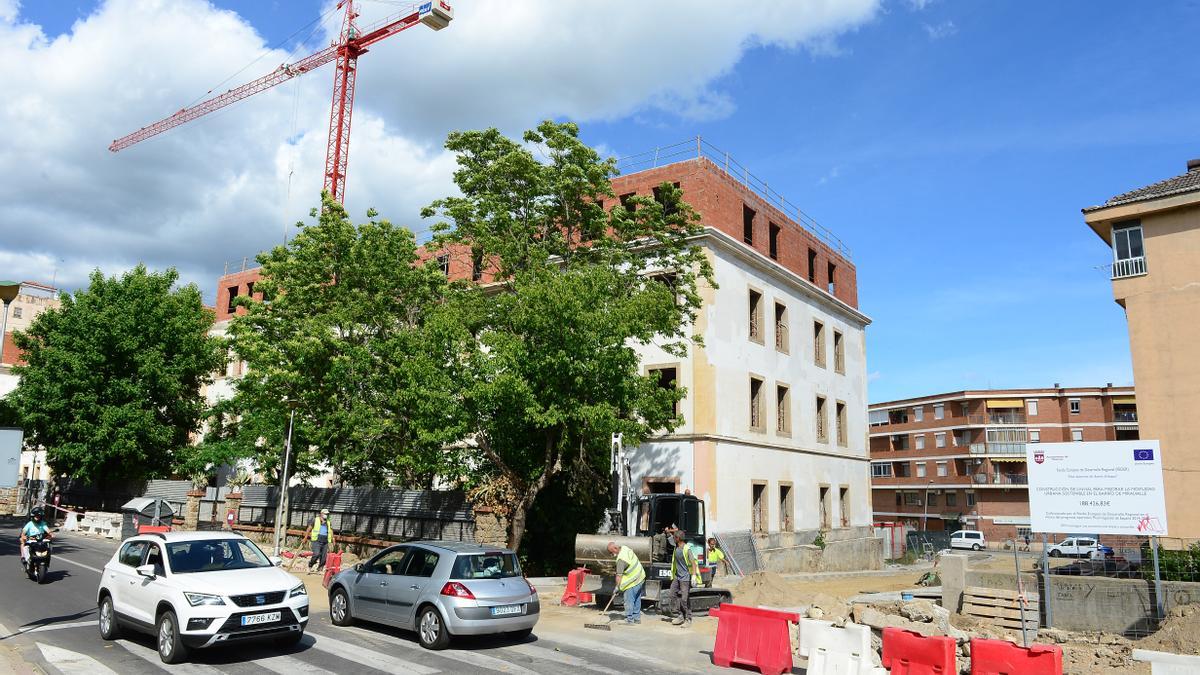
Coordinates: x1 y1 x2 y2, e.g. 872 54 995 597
507 496 533 551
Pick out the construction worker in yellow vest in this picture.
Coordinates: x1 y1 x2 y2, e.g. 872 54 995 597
607 541 646 625
307 509 335 574
668 529 702 626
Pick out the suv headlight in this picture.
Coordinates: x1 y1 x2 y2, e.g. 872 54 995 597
184 592 226 607
290 583 307 598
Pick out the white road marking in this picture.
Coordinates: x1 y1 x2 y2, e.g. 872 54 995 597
22 620 98 634
52 555 105 575
36 643 117 675
116 638 223 674
253 654 335 674
304 632 438 674
505 642 622 674
343 625 538 674
535 630 691 672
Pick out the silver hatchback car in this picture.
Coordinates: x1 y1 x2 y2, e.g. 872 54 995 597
326 540 538 649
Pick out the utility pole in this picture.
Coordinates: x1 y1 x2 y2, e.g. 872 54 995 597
273 403 298 555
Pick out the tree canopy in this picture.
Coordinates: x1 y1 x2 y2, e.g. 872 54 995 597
10 266 223 484
425 120 714 548
205 197 467 486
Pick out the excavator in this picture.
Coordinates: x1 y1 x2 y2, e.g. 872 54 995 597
573 436 733 613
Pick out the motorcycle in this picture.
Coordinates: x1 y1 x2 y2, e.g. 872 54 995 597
24 533 51 584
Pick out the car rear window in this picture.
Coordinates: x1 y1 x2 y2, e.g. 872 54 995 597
451 552 522 580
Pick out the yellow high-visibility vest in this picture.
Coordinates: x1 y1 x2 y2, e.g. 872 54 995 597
616 546 645 592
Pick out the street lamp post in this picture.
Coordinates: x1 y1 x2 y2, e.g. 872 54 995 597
0 281 21 366
273 402 298 556
922 480 934 531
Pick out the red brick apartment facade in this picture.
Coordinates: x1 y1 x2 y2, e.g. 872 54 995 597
213 156 860 316
869 386 1139 541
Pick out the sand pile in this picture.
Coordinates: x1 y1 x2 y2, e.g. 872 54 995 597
732 571 796 607
1137 605 1200 656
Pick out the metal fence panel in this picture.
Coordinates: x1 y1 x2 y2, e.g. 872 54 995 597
716 530 761 574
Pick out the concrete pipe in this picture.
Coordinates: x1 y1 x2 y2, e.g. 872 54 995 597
574 534 652 574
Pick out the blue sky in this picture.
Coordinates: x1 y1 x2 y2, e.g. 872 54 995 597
7 1 1200 402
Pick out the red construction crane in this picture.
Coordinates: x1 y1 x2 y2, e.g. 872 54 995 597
109 0 454 204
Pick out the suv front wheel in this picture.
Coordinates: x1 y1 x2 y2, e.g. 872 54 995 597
156 610 189 664
98 595 121 641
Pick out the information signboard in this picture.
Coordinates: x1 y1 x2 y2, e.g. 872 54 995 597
1026 440 1168 536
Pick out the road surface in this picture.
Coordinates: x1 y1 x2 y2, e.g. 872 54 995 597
0 521 721 674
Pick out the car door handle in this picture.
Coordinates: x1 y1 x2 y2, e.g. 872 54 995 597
379 581 388 587
409 585 420 590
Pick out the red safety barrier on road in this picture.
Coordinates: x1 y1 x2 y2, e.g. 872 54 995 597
322 552 343 589
970 638 1062 675
881 627 956 674
137 525 170 534
560 567 594 607
710 603 801 675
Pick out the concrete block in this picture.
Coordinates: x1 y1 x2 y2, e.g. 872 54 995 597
799 618 876 675
940 554 967 614
1132 649 1200 675
851 606 942 637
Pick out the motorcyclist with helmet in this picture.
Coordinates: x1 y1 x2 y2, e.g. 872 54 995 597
19 506 53 568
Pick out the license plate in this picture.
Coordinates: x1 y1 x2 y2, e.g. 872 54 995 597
241 611 281 626
490 605 522 616
658 569 671 578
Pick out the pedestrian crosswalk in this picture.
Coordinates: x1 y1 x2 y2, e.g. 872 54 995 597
28 620 700 675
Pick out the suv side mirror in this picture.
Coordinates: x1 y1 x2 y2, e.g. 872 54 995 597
354 563 365 573
136 563 157 579
269 556 284 567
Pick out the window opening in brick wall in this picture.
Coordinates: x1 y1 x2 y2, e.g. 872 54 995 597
914 406 924 422
750 377 765 431
827 262 837 294
1069 398 1081 414
815 395 828 442
1027 399 1038 416
813 320 826 367
779 484 793 531
1071 428 1083 442
751 482 767 533
871 462 892 478
774 302 788 353
916 462 927 478
1029 429 1041 443
768 222 780 260
472 249 484 281
966 492 976 507
748 289 763 343
934 403 944 420
935 432 946 448
226 286 239 314
928 492 938 508
245 281 255 299
946 492 958 507
807 248 817 283
936 461 948 477
742 204 755 245
652 182 680 217
776 384 791 434
437 254 450 276
915 435 925 450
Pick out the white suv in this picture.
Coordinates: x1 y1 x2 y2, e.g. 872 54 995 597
96 531 309 663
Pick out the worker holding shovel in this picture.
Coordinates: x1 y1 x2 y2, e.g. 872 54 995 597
607 541 646 625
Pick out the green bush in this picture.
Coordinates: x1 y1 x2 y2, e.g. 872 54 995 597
1142 542 1200 582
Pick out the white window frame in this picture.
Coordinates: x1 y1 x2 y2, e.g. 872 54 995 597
1113 222 1144 262
915 435 925 450
1026 399 1038 416
916 462 927 478
936 461 948 477
934 432 946 448
1069 398 1081 415
966 491 976 507
871 462 892 478
1029 429 1040 443
913 406 924 422
933 403 944 420
1071 428 1084 442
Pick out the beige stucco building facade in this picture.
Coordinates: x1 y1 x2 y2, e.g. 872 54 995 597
1083 159 1200 541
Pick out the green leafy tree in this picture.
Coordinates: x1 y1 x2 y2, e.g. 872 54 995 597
425 121 714 549
10 266 223 484
206 196 467 485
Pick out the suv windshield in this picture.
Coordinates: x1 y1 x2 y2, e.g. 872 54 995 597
450 552 522 580
167 539 272 574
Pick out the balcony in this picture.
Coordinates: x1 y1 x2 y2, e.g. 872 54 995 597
1111 256 1147 280
973 472 1029 485
967 412 1026 425
1114 411 1138 422
969 442 1026 456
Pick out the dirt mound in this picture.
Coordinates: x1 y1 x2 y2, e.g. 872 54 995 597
1137 605 1200 655
732 571 797 607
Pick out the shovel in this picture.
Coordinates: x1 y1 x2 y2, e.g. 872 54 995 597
584 592 619 631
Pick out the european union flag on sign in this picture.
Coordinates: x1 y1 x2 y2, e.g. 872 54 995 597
1134 448 1155 461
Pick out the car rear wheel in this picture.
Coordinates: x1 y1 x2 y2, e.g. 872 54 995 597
330 588 354 626
1050 549 1061 557
98 596 121 641
417 606 450 650
156 610 189 664
972 544 982 551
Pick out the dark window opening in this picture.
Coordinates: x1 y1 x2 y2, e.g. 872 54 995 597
807 249 817 283
471 250 484 281
769 223 780 260
653 182 681 217
743 205 755 245
752 483 767 533
437 254 450 277
827 262 837 294
650 366 679 417
226 286 239 314
619 192 637 211
245 282 255 299
750 377 765 430
647 480 676 494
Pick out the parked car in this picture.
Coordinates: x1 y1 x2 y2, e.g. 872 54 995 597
96 531 309 663
326 540 539 650
1048 537 1100 558
949 530 987 551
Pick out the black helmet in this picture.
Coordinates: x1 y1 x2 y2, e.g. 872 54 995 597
30 507 44 520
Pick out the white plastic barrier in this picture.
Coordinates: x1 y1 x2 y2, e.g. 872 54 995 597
1133 649 1200 674
799 618 888 675
60 511 80 531
78 511 122 539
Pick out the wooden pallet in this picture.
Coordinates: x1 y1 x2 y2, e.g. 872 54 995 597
962 586 1039 631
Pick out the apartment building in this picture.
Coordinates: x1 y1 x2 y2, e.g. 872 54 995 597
1083 158 1200 540
869 386 1138 541
208 144 873 541
0 281 60 482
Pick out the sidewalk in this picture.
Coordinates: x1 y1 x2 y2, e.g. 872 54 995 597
0 644 41 675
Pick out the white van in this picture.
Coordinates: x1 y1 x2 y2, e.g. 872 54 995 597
950 530 986 551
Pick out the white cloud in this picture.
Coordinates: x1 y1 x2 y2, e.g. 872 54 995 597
0 0 880 302
906 0 936 10
923 20 957 40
